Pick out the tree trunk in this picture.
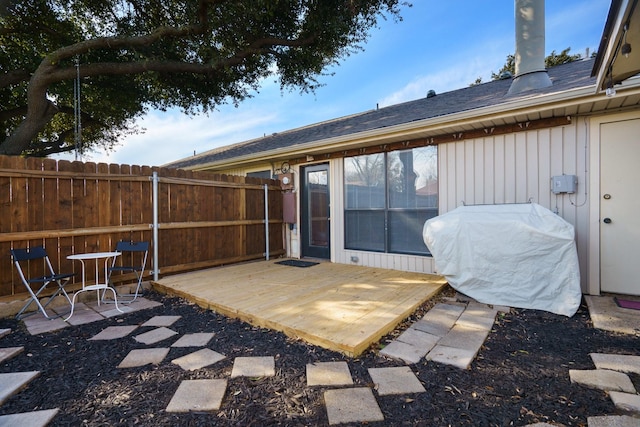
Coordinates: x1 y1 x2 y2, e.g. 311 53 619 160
0 71 59 156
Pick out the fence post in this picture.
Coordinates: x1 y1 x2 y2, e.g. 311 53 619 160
152 172 159 280
264 184 269 261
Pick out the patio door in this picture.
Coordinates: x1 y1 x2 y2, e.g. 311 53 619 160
600 117 640 295
301 163 330 259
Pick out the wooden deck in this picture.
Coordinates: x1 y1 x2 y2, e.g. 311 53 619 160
151 260 447 356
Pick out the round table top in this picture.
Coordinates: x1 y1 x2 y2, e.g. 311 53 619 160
67 251 121 260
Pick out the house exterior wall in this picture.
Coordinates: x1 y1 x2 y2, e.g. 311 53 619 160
437 118 590 292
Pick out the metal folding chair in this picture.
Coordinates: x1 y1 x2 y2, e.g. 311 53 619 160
10 246 74 320
106 240 149 303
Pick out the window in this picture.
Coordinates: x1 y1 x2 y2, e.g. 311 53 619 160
344 146 437 255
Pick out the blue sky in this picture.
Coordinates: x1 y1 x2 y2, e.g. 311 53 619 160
61 0 611 166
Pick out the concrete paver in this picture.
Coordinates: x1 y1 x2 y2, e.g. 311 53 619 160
324 387 384 425
117 348 170 368
0 329 10 338
231 356 275 378
0 408 59 427
172 348 226 371
587 415 640 427
368 366 425 395
306 361 353 386
455 309 497 331
0 371 40 405
0 347 23 363
166 379 227 413
412 303 464 337
89 325 138 340
141 315 181 327
23 315 68 335
396 327 440 352
134 327 178 344
171 332 215 347
590 353 640 374
608 391 640 413
569 369 637 393
379 340 428 364
426 345 477 370
437 324 490 351
56 302 104 325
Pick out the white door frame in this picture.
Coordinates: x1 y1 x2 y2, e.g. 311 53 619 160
588 110 640 295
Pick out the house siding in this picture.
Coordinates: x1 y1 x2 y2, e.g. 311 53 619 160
438 118 590 292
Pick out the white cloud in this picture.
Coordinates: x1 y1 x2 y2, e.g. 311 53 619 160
70 107 278 166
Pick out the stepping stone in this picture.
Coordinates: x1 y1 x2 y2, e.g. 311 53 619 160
0 347 24 363
0 371 40 405
437 324 490 351
172 348 226 371
23 316 68 335
0 408 59 427
396 327 439 352
455 308 497 331
166 379 227 413
141 315 181 327
426 345 476 370
306 361 353 386
89 325 138 340
0 329 11 338
379 340 428 364
117 348 170 368
171 332 215 347
230 356 275 378
134 327 178 345
590 353 640 374
122 298 162 311
609 391 640 412
587 415 640 427
58 302 104 325
412 303 464 337
368 366 426 395
324 387 384 425
569 369 636 393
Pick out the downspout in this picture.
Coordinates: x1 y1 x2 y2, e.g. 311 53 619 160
508 0 553 95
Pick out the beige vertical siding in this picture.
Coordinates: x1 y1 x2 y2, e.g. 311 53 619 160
439 118 590 291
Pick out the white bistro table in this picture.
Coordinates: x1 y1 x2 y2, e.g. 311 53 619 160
66 251 123 321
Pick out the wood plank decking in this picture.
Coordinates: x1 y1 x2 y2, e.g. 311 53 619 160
152 260 447 356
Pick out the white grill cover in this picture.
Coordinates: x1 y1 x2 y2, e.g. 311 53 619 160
423 203 581 316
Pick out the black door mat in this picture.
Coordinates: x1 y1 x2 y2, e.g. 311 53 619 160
275 260 319 268
614 297 640 311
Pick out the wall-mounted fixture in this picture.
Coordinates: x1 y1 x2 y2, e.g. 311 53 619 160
277 172 294 191
551 175 578 194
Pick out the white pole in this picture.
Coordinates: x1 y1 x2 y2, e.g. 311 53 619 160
264 184 269 260
152 172 159 280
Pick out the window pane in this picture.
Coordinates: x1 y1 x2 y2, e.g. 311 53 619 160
388 146 437 209
344 154 385 209
388 209 438 255
345 210 385 251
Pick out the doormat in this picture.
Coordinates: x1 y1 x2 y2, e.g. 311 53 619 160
614 297 640 311
275 260 319 268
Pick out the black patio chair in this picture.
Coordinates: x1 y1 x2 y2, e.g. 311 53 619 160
106 240 149 303
10 246 74 320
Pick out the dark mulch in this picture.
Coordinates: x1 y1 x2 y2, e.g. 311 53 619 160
0 289 638 426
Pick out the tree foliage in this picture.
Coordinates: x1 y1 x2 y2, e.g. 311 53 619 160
0 0 405 157
470 47 588 86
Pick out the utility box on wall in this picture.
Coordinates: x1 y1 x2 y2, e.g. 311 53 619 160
551 175 578 194
283 191 296 223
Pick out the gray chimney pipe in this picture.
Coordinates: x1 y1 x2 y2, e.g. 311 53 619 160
508 0 552 95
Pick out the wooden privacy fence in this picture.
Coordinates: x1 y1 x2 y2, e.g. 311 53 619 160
0 155 284 300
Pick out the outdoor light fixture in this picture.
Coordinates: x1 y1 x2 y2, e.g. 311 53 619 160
606 72 616 97
622 24 632 58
